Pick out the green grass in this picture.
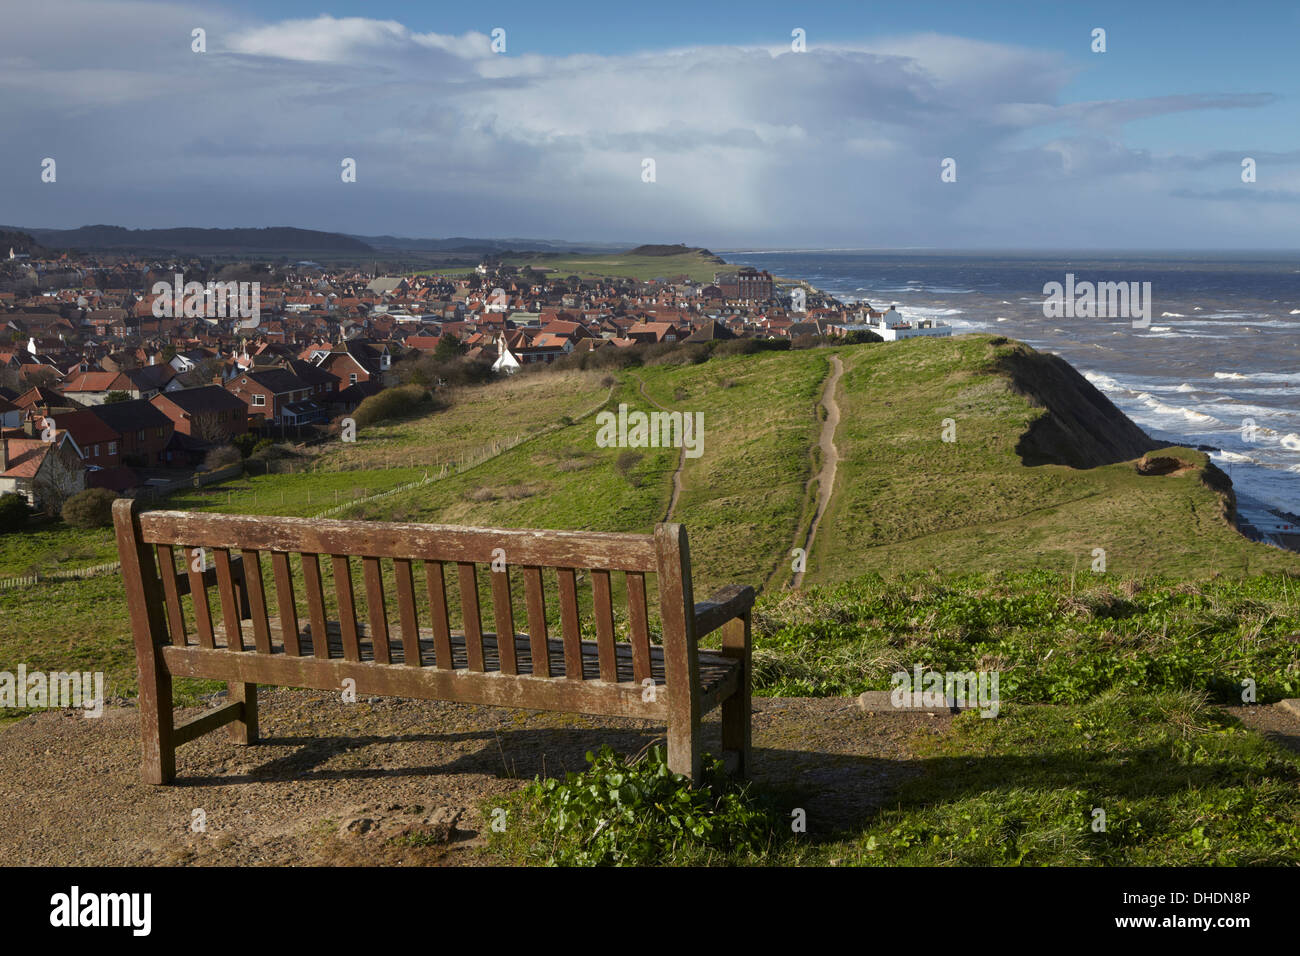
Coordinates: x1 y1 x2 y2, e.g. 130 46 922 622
751 570 1300 703
811 336 1300 581
411 249 724 284
834 690 1300 866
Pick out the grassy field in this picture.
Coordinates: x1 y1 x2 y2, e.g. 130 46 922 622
413 249 724 284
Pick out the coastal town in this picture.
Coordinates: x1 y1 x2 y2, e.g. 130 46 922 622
0 245 947 514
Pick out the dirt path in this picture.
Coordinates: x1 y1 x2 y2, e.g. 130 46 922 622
0 689 946 866
633 375 684 522
791 354 844 589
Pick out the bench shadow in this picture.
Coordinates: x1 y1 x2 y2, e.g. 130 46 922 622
171 726 1300 841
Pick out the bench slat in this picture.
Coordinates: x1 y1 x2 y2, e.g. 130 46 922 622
393 558 421 667
271 552 301 656
458 562 485 671
426 561 453 669
490 565 517 675
557 568 583 680
187 548 215 649
522 566 549 678
301 553 330 659
214 550 245 651
626 571 652 683
240 550 273 654
138 512 658 572
156 544 186 646
332 556 361 662
363 557 391 665
592 569 618 683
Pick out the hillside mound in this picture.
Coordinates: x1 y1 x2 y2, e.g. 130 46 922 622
988 341 1159 468
628 243 725 263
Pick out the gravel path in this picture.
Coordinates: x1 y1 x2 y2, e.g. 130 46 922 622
0 688 947 866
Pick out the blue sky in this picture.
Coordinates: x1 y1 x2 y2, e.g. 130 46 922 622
2 0 1297 249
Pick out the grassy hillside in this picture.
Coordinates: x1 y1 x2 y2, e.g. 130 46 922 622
2 334 1298 705
413 248 725 283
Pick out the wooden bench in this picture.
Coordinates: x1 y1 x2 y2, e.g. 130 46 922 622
113 499 754 785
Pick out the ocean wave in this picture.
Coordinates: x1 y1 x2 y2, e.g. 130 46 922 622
1160 312 1186 318
1214 372 1249 381
1135 392 1220 424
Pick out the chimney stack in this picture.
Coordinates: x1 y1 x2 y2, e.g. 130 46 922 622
0 438 7 472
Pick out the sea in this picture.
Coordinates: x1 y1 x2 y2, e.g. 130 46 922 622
722 251 1300 528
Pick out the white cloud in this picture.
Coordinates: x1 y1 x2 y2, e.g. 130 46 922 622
0 2 1287 247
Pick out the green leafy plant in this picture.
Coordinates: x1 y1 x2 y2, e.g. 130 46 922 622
495 745 780 866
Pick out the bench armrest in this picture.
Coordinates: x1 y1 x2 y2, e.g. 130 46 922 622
693 584 755 638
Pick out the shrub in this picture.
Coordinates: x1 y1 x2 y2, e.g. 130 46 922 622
495 745 780 866
200 445 243 472
60 488 119 529
352 384 432 428
0 492 29 533
615 450 643 476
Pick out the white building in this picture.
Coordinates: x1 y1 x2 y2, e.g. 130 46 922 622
873 305 951 341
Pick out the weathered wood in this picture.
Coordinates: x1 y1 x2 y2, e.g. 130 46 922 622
173 700 244 746
214 550 246 652
523 566 550 678
301 553 330 659
425 561 453 669
591 569 618 683
227 681 258 744
270 552 301 656
656 523 701 781
114 498 175 784
458 562 485 671
239 550 273 654
186 547 216 650
118 508 750 786
393 558 420 667
161 644 669 720
174 554 245 598
720 612 752 779
139 512 658 571
155 544 186 646
490 565 517 675
363 557 391 665
625 571 652 684
332 556 361 662
557 567 583 679
694 584 756 638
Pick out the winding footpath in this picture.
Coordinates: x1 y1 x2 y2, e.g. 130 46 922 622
632 374 684 522
791 354 844 589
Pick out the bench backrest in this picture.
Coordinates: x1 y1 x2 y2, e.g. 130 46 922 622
113 500 698 689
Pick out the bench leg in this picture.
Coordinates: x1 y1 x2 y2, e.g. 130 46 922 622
227 682 258 745
667 710 701 783
139 664 175 785
720 614 752 780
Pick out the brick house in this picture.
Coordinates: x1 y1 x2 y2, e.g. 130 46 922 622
151 386 250 442
85 399 175 468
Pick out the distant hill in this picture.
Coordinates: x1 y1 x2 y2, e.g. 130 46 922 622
0 229 45 257
629 243 725 263
354 234 634 255
11 225 374 254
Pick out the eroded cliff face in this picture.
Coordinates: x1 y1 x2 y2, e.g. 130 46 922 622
986 340 1159 469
